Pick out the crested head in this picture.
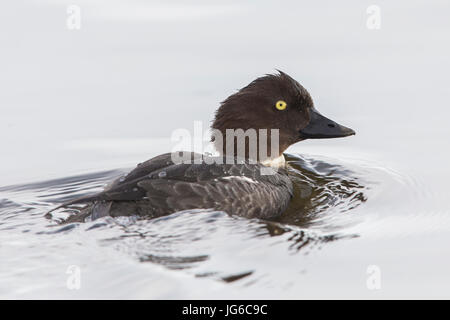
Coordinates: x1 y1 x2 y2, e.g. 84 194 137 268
211 70 355 163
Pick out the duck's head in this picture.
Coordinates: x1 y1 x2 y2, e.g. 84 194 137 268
211 71 355 162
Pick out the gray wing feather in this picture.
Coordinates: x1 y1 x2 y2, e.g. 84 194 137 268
48 152 293 220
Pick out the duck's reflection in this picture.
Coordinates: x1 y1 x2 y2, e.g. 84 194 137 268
274 153 367 228
259 153 366 252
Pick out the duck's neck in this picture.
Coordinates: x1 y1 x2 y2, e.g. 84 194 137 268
210 126 289 166
211 134 286 167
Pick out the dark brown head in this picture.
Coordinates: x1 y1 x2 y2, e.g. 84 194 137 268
211 71 355 161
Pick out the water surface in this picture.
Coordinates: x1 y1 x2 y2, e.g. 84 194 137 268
1 0 450 299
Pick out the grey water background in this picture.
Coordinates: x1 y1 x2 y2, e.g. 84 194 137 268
1 0 450 298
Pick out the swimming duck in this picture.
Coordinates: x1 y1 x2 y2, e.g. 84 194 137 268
47 71 355 222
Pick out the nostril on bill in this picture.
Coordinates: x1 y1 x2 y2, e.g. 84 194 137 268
327 123 336 128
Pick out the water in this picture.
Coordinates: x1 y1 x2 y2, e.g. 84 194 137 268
1 0 450 299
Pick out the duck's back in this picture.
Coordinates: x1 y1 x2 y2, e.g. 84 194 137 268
61 152 293 223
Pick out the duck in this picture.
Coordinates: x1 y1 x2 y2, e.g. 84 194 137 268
46 71 355 223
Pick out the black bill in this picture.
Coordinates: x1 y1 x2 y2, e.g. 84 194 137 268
299 107 355 139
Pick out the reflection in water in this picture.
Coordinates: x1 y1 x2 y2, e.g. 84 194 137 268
279 153 367 229
264 222 358 253
0 153 368 289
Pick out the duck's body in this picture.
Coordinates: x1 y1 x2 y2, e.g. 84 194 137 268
60 152 293 223
48 71 354 222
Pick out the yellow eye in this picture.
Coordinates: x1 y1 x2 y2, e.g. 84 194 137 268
275 100 287 110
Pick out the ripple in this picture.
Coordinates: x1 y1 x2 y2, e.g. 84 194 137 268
277 153 368 230
0 152 388 296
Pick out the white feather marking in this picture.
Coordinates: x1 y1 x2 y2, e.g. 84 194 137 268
221 176 259 184
261 155 286 168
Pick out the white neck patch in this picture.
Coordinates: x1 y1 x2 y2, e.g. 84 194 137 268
261 154 286 168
